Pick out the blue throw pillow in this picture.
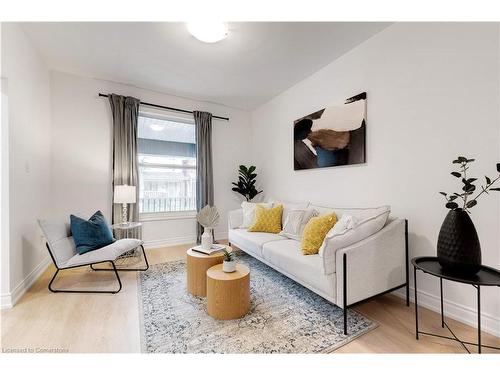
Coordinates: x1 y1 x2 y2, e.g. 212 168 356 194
70 211 115 254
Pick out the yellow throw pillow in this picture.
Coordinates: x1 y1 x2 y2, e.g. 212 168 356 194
301 213 337 255
248 204 283 234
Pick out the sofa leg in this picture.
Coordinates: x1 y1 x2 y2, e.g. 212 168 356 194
343 308 348 335
343 253 348 335
405 219 410 307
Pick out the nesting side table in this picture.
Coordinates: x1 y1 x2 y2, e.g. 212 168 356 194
412 256 500 354
186 248 225 297
206 263 250 320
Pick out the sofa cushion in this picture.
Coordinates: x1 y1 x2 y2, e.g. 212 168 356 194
248 204 283 234
319 207 391 258
240 201 273 228
262 239 336 298
301 213 337 255
279 208 318 240
309 204 390 221
228 228 284 258
269 199 309 226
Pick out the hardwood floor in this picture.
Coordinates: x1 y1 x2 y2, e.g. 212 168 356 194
1 243 499 353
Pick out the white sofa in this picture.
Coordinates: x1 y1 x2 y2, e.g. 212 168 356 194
228 203 409 335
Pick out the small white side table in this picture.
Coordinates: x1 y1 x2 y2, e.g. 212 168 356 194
112 222 143 259
112 221 142 238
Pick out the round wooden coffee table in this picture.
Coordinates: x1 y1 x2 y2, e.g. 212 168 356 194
186 248 226 297
206 263 250 320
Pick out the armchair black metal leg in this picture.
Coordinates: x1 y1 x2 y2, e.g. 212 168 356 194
91 245 149 272
48 261 122 294
343 253 348 335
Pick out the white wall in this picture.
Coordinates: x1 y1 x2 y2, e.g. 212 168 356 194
251 23 500 336
49 71 252 247
1 23 52 307
1 77 10 305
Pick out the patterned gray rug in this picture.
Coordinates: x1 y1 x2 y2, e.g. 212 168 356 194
138 252 377 353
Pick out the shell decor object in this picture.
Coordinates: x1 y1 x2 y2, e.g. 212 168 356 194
196 205 220 229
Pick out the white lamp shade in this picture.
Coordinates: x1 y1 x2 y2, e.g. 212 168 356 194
114 185 136 204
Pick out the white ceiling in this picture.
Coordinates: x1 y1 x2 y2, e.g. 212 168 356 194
22 22 390 110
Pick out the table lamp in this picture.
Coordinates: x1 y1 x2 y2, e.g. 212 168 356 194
114 185 136 224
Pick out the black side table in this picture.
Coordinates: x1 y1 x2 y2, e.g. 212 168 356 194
412 256 500 354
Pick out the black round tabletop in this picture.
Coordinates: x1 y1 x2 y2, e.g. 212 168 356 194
412 257 500 286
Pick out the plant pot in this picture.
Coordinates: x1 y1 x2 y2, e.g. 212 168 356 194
437 208 481 276
201 228 213 250
223 260 236 273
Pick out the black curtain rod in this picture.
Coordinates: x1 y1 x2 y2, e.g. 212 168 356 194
98 93 229 121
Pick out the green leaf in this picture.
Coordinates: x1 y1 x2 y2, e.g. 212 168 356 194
490 188 500 191
451 172 461 178
439 192 447 196
466 178 477 183
497 163 500 173
449 195 458 201
466 159 475 163
486 176 491 184
457 156 468 163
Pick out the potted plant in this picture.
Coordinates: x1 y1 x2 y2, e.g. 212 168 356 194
231 165 263 202
196 205 220 250
438 156 500 275
222 248 237 273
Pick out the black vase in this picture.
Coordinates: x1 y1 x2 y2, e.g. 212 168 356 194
437 208 481 276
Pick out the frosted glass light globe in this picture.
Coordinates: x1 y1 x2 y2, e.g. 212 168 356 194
186 22 228 43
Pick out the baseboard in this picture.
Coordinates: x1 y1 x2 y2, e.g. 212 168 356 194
393 287 500 338
1 256 51 309
0 292 13 309
143 232 228 250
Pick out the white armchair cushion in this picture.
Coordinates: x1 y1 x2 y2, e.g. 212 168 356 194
240 201 272 228
38 218 77 267
319 206 391 259
64 238 143 268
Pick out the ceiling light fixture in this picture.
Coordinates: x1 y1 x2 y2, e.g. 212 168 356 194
186 22 228 43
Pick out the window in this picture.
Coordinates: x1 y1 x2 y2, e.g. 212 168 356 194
138 113 196 216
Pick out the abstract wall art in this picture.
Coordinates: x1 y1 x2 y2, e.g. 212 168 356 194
293 92 366 170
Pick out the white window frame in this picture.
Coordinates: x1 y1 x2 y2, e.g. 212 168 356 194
138 109 197 222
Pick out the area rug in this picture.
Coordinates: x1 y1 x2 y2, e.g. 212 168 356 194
138 252 377 353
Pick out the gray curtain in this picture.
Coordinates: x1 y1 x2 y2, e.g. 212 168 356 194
194 111 214 243
108 94 141 234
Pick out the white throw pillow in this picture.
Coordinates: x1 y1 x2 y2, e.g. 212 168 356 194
240 201 273 229
279 208 318 240
319 206 391 256
329 214 359 236
270 199 309 226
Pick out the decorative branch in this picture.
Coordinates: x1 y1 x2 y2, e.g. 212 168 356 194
440 157 500 213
